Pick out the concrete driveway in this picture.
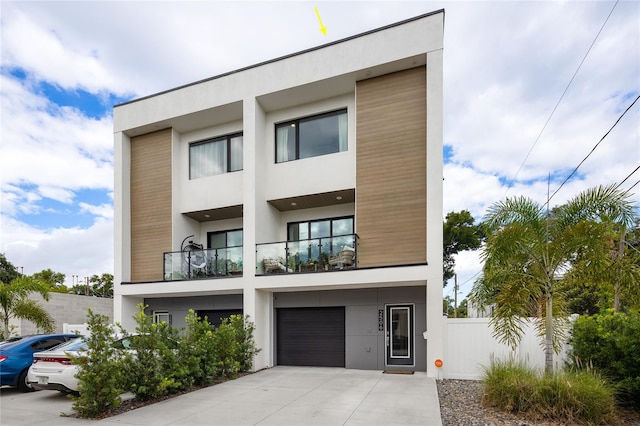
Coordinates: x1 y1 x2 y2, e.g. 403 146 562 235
0 366 442 425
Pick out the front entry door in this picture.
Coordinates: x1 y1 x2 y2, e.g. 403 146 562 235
385 304 414 366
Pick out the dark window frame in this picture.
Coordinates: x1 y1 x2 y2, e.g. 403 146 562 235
275 108 347 163
153 311 172 324
207 228 243 249
287 216 354 242
189 132 243 179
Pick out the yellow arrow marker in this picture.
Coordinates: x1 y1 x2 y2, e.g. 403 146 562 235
315 7 327 36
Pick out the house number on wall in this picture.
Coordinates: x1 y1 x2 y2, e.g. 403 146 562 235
378 309 384 331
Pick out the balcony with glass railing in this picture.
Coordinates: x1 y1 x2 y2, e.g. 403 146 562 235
256 234 358 275
163 247 243 281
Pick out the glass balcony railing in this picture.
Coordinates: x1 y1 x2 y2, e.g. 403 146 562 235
256 234 358 275
163 247 243 281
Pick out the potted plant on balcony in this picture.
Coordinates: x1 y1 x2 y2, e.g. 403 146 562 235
321 252 330 270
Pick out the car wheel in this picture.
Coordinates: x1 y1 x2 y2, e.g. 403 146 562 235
17 369 36 392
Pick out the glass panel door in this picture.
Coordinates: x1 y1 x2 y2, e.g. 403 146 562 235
386 304 414 366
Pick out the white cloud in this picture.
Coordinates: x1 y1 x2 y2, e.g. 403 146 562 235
0 8 125 95
79 202 113 219
0 215 113 285
0 74 113 212
444 250 483 298
443 0 640 208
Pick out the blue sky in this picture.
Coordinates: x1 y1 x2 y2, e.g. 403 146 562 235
1 1 639 295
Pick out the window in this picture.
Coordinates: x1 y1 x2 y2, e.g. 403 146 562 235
276 109 347 163
207 229 243 274
153 311 171 324
30 337 69 351
190 133 243 179
287 217 353 241
208 229 243 250
287 216 354 264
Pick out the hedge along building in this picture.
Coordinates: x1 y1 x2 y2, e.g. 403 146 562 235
113 10 444 376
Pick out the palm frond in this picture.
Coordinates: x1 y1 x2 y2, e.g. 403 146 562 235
12 299 55 333
557 184 637 229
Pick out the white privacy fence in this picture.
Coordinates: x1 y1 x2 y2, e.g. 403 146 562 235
441 318 573 380
63 323 120 337
63 323 90 335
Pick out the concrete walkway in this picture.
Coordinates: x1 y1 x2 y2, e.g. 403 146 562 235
1 366 442 426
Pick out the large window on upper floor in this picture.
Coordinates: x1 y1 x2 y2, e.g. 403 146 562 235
207 229 243 274
287 216 354 265
190 133 243 179
287 216 353 241
275 109 347 163
208 229 243 250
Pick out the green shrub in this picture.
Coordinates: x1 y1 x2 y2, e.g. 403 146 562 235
72 308 262 417
482 359 537 412
535 370 618 424
176 309 217 387
211 320 240 379
228 314 260 372
71 309 125 418
482 359 617 425
122 304 180 401
570 311 640 408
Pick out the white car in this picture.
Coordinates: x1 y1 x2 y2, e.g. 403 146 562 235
27 336 87 393
28 334 178 393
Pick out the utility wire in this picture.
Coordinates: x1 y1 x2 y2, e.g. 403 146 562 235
614 165 640 191
457 270 482 290
445 269 481 296
547 94 640 206
625 178 640 194
504 0 620 196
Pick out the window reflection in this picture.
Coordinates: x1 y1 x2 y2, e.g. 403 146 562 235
276 109 347 163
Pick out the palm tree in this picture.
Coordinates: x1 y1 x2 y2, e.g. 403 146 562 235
0 275 55 338
471 185 637 373
558 186 640 312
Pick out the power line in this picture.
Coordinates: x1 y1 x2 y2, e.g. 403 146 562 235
614 165 640 191
547 94 640 206
504 0 620 196
625 179 640 194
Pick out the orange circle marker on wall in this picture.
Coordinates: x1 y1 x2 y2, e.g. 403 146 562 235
435 359 443 368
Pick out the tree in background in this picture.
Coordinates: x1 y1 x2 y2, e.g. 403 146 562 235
70 273 113 298
560 216 640 314
0 256 55 338
90 273 114 298
32 268 69 294
443 210 485 286
443 296 467 318
471 185 637 373
0 254 20 284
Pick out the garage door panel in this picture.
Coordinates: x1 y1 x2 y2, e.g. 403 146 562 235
277 307 345 367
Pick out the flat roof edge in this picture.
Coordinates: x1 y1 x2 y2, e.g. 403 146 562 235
114 9 444 108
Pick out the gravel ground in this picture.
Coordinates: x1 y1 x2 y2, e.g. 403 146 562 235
437 379 640 426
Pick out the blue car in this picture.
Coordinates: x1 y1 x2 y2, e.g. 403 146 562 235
0 334 78 392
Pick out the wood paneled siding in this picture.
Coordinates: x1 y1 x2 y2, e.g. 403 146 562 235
355 67 427 267
130 129 172 282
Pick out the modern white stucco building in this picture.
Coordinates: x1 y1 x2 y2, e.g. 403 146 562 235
113 10 444 376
